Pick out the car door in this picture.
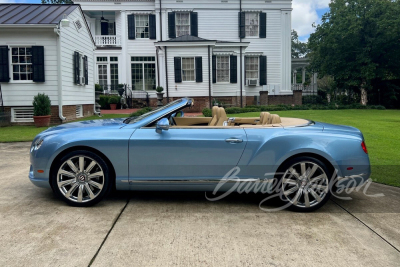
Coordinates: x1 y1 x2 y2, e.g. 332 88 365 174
129 127 247 181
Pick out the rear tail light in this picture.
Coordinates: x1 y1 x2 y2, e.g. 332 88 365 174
361 141 368 154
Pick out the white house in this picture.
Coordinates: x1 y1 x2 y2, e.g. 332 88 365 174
0 4 96 124
76 0 292 110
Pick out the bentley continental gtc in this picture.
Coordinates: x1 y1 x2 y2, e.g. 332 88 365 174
29 98 371 212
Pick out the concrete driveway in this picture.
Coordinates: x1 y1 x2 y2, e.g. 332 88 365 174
0 142 399 267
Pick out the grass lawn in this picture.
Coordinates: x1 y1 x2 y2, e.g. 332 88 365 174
229 110 400 187
0 114 127 143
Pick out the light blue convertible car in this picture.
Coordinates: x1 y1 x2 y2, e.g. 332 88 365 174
29 98 370 211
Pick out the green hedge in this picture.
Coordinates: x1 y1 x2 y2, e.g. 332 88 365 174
99 95 121 109
202 104 386 117
129 107 153 117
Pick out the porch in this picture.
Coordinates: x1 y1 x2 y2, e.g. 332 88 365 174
83 11 121 47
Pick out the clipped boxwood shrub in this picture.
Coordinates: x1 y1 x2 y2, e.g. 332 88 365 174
99 95 110 109
108 96 120 104
202 108 212 117
32 93 51 116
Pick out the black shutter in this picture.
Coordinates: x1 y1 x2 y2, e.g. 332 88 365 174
149 14 156 39
174 57 182 83
74 51 80 84
239 12 246 38
212 55 216 83
195 57 202 82
190 12 198 37
0 46 9 82
259 12 266 38
259 55 267 86
32 46 45 82
168 12 176 38
128 14 135 40
84 55 88 85
101 22 109 35
230 55 237 83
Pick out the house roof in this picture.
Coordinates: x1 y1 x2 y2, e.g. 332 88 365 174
0 4 79 25
164 35 215 42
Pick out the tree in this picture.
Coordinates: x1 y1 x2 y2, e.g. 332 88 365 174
41 0 73 4
308 0 400 105
291 30 309 58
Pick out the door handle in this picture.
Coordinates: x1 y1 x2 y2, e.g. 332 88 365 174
225 138 243 144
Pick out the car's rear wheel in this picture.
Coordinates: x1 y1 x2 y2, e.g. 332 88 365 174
278 156 332 212
51 150 112 207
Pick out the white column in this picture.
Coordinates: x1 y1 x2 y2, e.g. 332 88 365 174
280 9 292 94
302 67 306 84
120 10 128 85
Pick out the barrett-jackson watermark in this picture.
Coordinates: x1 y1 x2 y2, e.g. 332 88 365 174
205 167 384 212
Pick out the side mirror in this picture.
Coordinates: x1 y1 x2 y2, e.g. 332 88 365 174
156 118 170 134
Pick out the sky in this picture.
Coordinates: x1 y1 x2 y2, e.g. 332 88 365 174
0 0 330 43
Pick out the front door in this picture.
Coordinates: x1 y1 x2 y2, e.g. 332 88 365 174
129 128 247 181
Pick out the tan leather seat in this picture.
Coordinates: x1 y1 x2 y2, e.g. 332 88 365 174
208 106 219 126
270 114 282 124
216 107 228 126
258 112 271 125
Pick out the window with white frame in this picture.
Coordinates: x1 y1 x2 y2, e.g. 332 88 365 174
96 56 119 90
11 47 32 81
182 57 195 81
217 56 230 83
97 57 108 87
131 57 156 90
176 13 190 37
135 15 149 38
245 13 259 37
245 56 259 81
110 57 119 89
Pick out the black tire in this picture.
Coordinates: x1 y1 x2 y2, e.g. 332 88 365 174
51 150 112 207
277 156 332 212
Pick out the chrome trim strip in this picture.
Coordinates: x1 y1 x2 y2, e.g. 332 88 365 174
128 178 262 184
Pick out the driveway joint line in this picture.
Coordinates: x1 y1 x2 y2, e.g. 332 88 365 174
331 198 400 254
88 197 130 267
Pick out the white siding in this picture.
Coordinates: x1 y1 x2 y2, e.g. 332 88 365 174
78 0 292 96
0 28 59 106
166 46 210 97
60 8 95 106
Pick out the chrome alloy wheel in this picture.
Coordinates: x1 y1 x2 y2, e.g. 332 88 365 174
281 161 329 208
57 156 104 203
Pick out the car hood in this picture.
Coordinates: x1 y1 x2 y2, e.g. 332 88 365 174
40 118 128 135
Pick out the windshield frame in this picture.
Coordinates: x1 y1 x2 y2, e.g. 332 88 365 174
124 98 192 127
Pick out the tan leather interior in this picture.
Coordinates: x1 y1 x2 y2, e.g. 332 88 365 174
208 106 219 126
216 107 228 126
270 114 282 124
166 106 309 129
259 112 271 125
173 117 212 126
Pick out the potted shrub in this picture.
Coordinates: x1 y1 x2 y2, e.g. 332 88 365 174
156 86 164 106
32 93 51 127
108 96 119 110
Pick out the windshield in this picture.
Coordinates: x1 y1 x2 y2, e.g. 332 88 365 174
124 99 184 124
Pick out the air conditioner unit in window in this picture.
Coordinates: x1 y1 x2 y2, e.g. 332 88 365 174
248 79 258 86
81 77 85 85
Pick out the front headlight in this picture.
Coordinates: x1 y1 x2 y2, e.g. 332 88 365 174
31 138 44 152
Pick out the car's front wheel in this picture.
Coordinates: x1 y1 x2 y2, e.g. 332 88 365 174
51 150 112 207
279 156 332 212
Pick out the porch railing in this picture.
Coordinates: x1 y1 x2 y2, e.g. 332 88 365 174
291 83 318 96
95 35 121 46
100 84 149 108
